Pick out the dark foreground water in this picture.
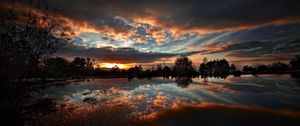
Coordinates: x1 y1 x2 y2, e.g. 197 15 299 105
27 74 300 126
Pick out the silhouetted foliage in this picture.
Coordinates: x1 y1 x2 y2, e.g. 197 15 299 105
127 65 143 78
154 64 163 76
290 55 300 70
199 58 234 78
230 64 236 72
243 62 291 75
110 65 121 76
232 70 242 77
0 1 67 125
271 62 290 72
289 56 300 78
162 66 172 77
242 65 257 75
70 57 87 75
173 56 195 77
257 65 270 73
42 57 71 78
0 1 66 81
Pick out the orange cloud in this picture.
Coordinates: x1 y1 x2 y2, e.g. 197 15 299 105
129 12 300 35
136 102 300 126
1 2 138 44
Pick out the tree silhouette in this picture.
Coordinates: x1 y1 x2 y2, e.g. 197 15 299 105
42 57 70 77
173 56 194 77
290 55 300 70
111 65 121 75
0 1 66 81
0 1 67 125
242 65 256 74
85 58 95 76
257 65 270 73
199 58 233 77
162 66 172 77
155 64 163 76
230 64 236 72
271 62 290 72
127 65 143 77
70 57 87 76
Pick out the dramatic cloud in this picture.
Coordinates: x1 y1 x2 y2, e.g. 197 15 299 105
224 39 300 59
189 39 300 64
12 0 300 33
1 0 300 64
3 0 300 37
55 45 202 63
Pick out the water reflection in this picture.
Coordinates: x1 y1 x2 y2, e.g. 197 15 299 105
29 74 300 125
175 77 192 88
136 103 300 126
200 74 229 79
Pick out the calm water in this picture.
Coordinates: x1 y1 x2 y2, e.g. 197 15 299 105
30 74 300 126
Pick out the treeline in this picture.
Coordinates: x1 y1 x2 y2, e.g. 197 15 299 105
128 56 198 78
40 56 197 79
33 55 300 79
241 57 300 75
199 59 237 78
238 56 300 78
41 56 236 79
5 54 300 80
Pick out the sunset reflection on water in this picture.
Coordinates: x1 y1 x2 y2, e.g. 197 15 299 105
31 74 300 126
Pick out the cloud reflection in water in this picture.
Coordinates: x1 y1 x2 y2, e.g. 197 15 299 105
33 75 300 125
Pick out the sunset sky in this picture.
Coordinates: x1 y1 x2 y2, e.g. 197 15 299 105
1 0 300 68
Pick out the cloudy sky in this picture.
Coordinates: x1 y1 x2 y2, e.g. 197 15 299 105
1 0 300 67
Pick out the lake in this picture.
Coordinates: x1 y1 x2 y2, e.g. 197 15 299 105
29 74 300 126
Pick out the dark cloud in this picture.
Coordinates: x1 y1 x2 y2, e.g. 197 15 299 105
227 40 300 57
2 0 300 64
55 45 202 63
201 39 300 59
9 0 300 32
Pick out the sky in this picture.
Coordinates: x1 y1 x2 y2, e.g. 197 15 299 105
1 0 300 67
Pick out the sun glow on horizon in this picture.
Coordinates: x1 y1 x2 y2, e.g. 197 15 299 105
98 63 132 69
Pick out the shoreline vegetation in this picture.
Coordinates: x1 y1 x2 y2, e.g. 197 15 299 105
5 55 300 83
25 55 300 81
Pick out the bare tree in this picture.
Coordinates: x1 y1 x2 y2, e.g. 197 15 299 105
0 0 67 81
0 2 68 124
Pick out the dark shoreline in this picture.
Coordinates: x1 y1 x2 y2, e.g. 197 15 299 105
19 72 300 80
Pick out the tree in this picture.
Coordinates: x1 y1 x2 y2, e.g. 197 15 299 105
155 64 163 76
230 64 236 72
217 59 231 75
199 63 207 75
162 66 172 77
0 1 67 125
0 1 66 81
290 55 300 70
127 65 143 77
257 65 270 73
271 62 290 72
242 65 256 74
70 57 86 76
42 57 71 77
111 65 120 75
85 58 95 76
173 56 194 77
199 59 233 77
